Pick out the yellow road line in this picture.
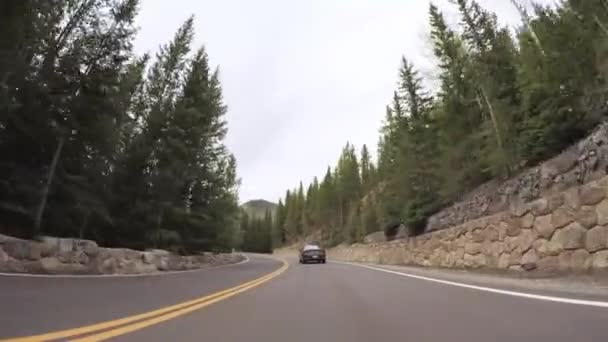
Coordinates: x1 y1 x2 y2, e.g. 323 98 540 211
72 262 288 341
0 259 288 342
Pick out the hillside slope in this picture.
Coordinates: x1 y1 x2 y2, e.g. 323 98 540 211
241 199 278 219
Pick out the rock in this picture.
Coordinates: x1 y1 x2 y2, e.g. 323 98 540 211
551 207 575 229
75 239 98 256
471 228 485 243
0 247 8 263
40 257 64 274
576 206 597 229
364 231 386 244
563 187 581 210
534 215 554 239
509 265 524 272
592 250 608 268
142 252 155 264
58 238 74 253
463 253 486 268
465 243 482 255
38 236 60 257
58 250 89 264
534 239 562 257
509 249 522 266
509 199 529 217
522 248 539 265
521 213 535 229
28 243 43 260
571 249 591 269
505 220 522 237
554 222 586 250
498 253 510 269
537 256 559 271
517 230 537 252
530 196 563 216
3 240 30 260
558 251 573 270
484 226 499 242
580 184 605 206
596 200 608 225
522 262 537 271
585 226 608 252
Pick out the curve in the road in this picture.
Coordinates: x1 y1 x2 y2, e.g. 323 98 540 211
0 257 287 342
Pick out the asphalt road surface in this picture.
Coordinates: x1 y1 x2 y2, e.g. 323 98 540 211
1 255 608 342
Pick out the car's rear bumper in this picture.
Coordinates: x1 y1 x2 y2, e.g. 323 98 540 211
300 256 325 263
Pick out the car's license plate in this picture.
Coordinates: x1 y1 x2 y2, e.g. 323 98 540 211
312 255 318 258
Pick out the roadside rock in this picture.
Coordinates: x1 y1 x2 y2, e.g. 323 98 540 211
534 215 554 239
464 243 482 255
521 249 539 266
555 223 586 250
596 200 608 226
580 184 605 206
592 250 608 268
576 206 597 228
3 239 30 260
551 207 575 229
0 247 8 263
585 226 608 252
571 249 591 269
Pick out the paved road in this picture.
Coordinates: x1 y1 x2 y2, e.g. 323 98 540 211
1 255 608 342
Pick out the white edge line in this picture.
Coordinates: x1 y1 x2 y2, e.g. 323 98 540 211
0 254 250 279
333 260 608 309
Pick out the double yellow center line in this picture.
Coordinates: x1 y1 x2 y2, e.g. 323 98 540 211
2 258 288 342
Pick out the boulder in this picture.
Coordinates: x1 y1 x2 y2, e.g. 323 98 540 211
580 184 605 206
563 187 581 210
521 248 539 266
471 228 485 243
571 249 591 269
505 220 522 237
364 231 386 244
3 239 30 260
0 247 8 263
534 239 562 257
592 250 608 268
596 200 608 226
537 256 559 271
530 196 563 216
558 251 573 270
521 213 535 229
509 198 529 217
58 250 89 264
38 236 59 257
497 253 510 269
551 207 575 229
556 222 586 250
74 239 99 256
58 238 74 253
585 226 608 252
517 230 537 253
464 242 482 255
534 215 554 239
576 206 598 229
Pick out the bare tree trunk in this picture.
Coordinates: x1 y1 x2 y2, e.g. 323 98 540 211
480 87 511 175
510 0 545 56
34 137 65 236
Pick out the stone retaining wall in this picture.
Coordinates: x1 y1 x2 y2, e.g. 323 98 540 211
0 235 244 274
329 175 608 272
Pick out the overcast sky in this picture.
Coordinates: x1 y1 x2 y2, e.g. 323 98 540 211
134 0 553 204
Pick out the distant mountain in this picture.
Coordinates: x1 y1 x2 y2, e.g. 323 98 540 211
241 199 278 219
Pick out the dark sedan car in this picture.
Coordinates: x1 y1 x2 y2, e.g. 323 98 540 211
299 244 326 264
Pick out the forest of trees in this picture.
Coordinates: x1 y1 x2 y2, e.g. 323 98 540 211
274 0 608 247
0 0 240 253
239 208 273 254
